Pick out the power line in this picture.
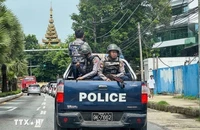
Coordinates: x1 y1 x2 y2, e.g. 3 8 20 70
121 0 195 50
92 0 132 24
96 9 129 38
102 4 140 39
149 0 196 48
24 48 68 52
158 57 171 67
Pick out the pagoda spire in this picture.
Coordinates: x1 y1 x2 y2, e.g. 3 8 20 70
42 2 60 45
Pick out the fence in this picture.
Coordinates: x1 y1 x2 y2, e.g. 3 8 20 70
153 64 199 97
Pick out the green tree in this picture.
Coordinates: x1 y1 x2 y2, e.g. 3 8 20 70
26 42 70 82
24 34 39 49
71 0 171 69
0 1 27 92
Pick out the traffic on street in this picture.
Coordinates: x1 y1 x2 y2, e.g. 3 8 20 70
1 0 200 130
0 92 200 130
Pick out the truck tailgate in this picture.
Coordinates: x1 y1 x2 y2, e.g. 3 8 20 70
63 81 145 111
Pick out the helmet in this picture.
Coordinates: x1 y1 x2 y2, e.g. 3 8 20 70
79 44 92 55
107 44 120 53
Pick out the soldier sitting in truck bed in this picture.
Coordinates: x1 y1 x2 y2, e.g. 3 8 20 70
68 29 90 79
95 44 130 81
76 44 100 80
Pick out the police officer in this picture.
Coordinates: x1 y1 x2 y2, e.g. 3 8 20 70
76 44 100 80
98 44 128 81
68 29 90 79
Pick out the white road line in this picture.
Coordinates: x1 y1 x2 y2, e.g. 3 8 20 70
42 106 46 109
41 102 46 105
40 111 46 115
36 107 41 111
0 106 13 109
3 102 20 105
7 107 17 111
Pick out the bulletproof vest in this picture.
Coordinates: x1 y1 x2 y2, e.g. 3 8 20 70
69 42 85 63
85 55 100 73
103 58 120 75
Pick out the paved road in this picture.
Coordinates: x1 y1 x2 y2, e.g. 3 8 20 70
0 93 166 130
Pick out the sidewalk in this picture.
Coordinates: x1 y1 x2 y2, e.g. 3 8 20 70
148 95 200 117
0 92 23 104
149 95 200 109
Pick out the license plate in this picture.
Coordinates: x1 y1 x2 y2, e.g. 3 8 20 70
92 112 113 121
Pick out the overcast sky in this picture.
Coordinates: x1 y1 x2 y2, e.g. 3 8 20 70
5 0 79 43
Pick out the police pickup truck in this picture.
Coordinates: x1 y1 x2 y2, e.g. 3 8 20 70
54 54 148 130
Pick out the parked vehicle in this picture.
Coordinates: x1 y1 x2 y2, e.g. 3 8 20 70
54 54 148 130
46 81 57 95
51 83 57 97
41 85 47 93
27 84 41 96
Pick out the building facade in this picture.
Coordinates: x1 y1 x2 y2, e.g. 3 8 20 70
153 0 198 57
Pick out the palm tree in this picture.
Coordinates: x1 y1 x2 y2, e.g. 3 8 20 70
0 2 27 92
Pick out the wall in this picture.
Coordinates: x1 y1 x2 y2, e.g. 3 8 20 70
153 64 199 97
144 57 198 81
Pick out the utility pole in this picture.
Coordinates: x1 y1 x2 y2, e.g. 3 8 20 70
138 22 144 81
93 17 97 52
29 60 32 76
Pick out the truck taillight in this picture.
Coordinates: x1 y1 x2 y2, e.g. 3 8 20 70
141 83 148 104
56 83 64 103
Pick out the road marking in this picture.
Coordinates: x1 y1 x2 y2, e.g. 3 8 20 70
7 107 17 111
41 102 46 105
36 107 41 111
3 102 20 105
42 106 45 109
40 111 46 115
44 99 46 101
34 119 44 128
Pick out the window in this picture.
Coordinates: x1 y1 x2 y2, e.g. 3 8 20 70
156 26 188 42
172 5 188 16
29 85 40 88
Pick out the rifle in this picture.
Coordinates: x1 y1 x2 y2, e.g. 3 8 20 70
106 74 125 88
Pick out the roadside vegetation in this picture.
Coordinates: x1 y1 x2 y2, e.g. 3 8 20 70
174 95 199 100
0 89 21 97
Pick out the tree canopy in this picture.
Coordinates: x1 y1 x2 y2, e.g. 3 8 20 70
71 0 171 69
0 0 27 92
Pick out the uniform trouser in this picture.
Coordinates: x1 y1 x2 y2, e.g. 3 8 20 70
72 63 84 79
72 64 78 79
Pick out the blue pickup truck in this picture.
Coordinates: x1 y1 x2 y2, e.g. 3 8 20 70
54 54 148 130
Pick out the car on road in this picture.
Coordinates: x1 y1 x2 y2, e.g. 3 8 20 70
51 83 57 97
27 84 41 96
41 85 47 93
46 81 57 95
21 76 37 92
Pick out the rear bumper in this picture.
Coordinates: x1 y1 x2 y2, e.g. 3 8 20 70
27 91 41 94
56 112 146 129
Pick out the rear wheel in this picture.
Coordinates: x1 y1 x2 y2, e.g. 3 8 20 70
39 94 41 96
27 93 29 96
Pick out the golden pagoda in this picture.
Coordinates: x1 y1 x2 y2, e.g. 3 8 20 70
42 5 61 45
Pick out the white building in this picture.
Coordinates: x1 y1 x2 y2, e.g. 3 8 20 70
143 56 198 81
